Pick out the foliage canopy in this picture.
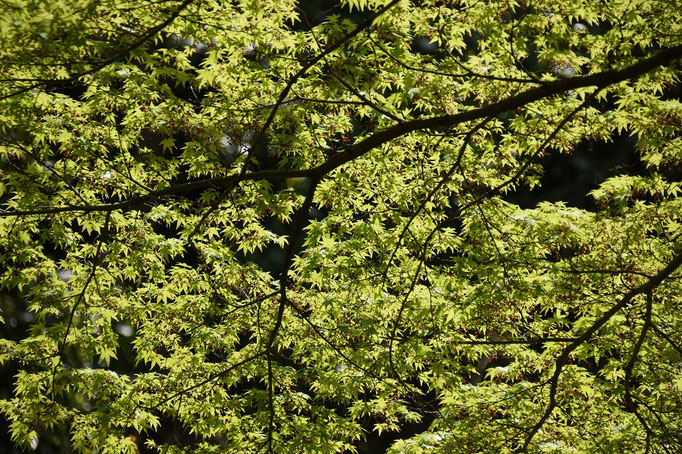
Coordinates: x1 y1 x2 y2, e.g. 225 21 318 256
1 0 682 452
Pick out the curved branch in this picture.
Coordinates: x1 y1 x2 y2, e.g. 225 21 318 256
380 117 492 282
521 249 682 452
315 43 682 177
179 0 399 240
50 211 111 400
247 0 401 154
2 44 680 218
623 291 655 451
264 176 320 453
0 0 196 101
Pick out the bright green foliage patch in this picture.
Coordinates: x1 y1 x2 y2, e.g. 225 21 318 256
1 0 681 452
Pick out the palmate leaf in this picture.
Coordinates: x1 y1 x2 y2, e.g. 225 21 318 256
0 0 682 452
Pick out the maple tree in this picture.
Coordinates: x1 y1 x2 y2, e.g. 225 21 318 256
1 0 682 452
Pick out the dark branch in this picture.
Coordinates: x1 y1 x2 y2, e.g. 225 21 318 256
2 44 681 218
0 0 196 101
522 249 682 452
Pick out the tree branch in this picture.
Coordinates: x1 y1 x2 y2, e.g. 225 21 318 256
247 0 401 157
521 249 682 452
0 0 196 101
2 44 680 218
264 176 320 453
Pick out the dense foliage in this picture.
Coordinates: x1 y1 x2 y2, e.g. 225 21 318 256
1 0 681 452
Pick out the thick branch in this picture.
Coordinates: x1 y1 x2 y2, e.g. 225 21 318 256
522 248 682 452
315 44 682 177
623 292 655 448
2 44 680 218
264 176 320 453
